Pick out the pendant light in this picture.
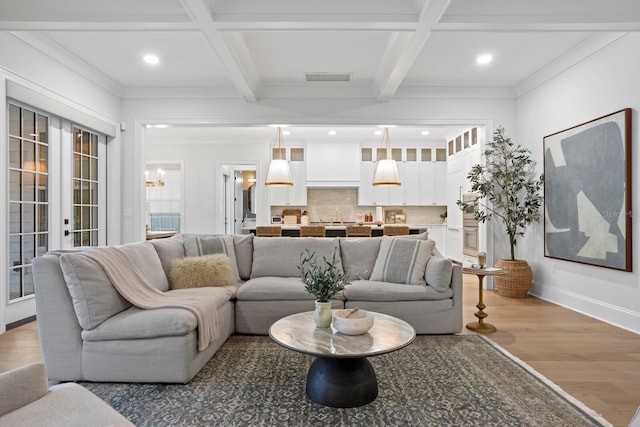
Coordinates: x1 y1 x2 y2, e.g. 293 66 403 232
265 127 293 187
372 128 401 186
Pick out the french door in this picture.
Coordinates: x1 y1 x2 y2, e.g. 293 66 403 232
8 101 106 302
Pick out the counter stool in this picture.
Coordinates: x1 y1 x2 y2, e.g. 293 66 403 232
256 226 282 237
300 225 326 237
346 225 372 237
383 225 410 236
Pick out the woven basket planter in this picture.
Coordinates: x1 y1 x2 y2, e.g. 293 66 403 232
494 259 532 298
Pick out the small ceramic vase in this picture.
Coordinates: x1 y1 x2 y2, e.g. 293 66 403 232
314 301 332 328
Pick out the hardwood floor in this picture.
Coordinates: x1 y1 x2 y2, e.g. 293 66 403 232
1 275 639 426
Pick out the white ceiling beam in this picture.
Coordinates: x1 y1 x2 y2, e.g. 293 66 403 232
180 0 258 103
375 0 452 102
0 22 197 31
433 22 640 32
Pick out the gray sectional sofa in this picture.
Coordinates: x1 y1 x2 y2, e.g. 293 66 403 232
32 233 462 384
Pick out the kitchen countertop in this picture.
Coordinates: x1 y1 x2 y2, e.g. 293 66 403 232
242 223 445 229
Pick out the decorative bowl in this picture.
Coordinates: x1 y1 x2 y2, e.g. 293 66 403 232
333 309 374 335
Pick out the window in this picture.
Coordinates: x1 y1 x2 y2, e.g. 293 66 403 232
150 213 181 232
72 127 100 246
8 103 49 300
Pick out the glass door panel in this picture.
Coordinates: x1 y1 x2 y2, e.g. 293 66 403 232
7 103 49 301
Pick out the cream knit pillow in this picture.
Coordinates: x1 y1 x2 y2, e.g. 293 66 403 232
169 254 237 289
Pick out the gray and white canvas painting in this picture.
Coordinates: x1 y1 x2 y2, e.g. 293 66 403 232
544 109 631 271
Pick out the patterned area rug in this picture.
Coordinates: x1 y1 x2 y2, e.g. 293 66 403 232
82 335 610 426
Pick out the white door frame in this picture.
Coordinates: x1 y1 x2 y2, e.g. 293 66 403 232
218 162 259 235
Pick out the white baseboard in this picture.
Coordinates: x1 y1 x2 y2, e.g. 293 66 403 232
529 283 640 335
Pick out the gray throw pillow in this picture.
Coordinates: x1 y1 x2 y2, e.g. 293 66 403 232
425 256 453 292
370 237 435 286
339 237 381 280
183 234 241 282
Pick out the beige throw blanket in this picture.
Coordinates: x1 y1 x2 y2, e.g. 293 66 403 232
82 247 218 351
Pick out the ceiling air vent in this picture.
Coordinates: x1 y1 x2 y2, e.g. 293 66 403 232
305 72 352 82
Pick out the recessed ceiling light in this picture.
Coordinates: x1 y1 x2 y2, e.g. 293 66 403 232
282 130 290 136
374 130 382 136
421 131 430 136
143 54 160 65
476 54 492 65
328 130 337 136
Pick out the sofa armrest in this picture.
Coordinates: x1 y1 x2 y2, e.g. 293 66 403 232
450 264 464 332
0 362 48 416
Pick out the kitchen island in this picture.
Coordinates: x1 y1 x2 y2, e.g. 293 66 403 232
245 224 430 237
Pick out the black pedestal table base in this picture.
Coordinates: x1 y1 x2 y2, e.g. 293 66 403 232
306 356 377 408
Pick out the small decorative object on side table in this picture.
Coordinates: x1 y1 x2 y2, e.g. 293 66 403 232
463 266 508 333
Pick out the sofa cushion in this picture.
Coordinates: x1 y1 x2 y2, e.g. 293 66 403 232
343 280 453 302
59 252 131 330
81 306 196 341
251 237 342 278
150 235 185 280
169 254 237 289
233 234 254 280
339 237 381 280
370 237 435 286
118 242 169 291
82 287 233 341
183 234 241 282
425 256 453 292
236 277 344 301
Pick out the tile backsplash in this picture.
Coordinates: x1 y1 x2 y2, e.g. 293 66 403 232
271 188 447 224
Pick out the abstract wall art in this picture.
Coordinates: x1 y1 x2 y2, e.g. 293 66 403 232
543 108 632 271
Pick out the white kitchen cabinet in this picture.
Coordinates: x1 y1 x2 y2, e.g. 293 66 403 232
359 146 446 207
432 162 447 205
402 163 420 205
446 226 463 263
417 162 447 206
428 225 446 256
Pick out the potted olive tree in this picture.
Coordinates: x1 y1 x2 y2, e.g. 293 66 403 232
458 126 543 297
298 249 350 327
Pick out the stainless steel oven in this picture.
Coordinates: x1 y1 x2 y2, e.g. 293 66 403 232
462 193 479 256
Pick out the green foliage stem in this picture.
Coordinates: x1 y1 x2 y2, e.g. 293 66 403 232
298 249 350 303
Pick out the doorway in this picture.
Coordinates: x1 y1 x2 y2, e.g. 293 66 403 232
221 164 257 235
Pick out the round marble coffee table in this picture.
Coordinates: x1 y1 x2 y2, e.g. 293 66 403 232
269 310 415 408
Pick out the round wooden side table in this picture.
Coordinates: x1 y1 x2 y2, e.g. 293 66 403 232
463 267 508 333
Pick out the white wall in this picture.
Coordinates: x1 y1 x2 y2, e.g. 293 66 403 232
0 32 122 329
515 33 640 333
144 142 270 234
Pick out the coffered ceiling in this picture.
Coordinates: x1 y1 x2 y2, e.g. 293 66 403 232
2 0 639 103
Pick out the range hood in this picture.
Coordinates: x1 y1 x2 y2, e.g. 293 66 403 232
305 141 360 188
